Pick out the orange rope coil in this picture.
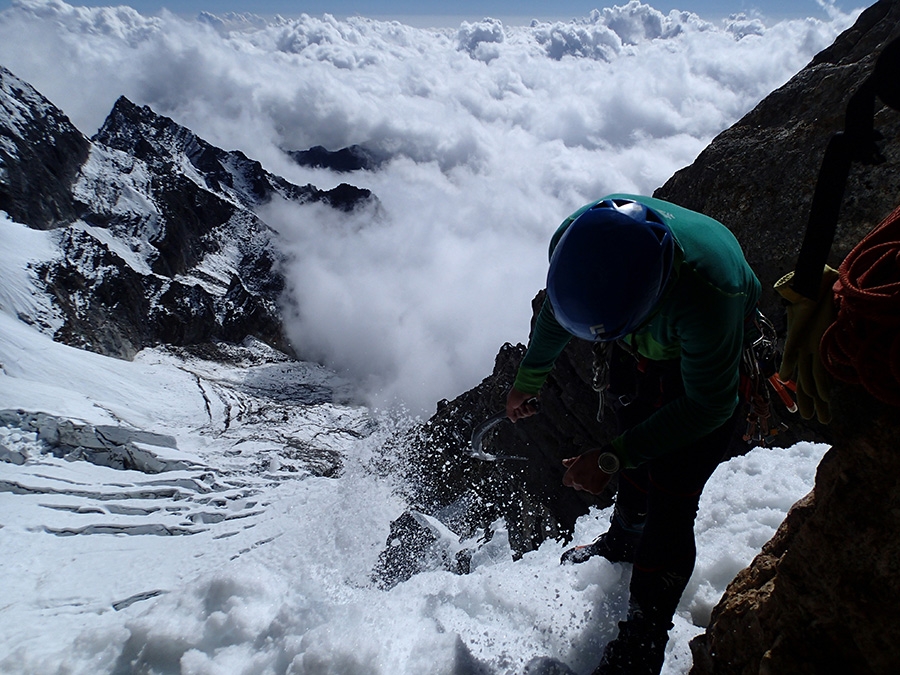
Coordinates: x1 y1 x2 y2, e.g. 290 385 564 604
821 204 900 407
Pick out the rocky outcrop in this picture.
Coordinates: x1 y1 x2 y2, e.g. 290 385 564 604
373 291 619 582
689 384 900 674
0 66 90 228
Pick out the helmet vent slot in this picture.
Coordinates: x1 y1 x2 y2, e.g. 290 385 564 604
644 208 664 225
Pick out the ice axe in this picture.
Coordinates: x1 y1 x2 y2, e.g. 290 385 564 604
468 398 538 462
790 35 900 301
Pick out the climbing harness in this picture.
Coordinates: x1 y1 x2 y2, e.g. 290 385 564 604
591 341 614 423
821 204 900 407
591 316 796 446
741 312 795 445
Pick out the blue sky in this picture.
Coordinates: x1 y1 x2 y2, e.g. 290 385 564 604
0 1 853 23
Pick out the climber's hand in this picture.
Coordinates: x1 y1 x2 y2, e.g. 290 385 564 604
775 266 839 424
506 387 539 422
562 448 614 496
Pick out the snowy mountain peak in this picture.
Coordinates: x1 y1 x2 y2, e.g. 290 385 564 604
0 67 377 360
95 94 374 213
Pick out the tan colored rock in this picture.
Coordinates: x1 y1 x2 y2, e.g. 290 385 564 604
691 387 900 673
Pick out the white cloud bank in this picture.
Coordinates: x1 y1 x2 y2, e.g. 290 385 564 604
0 0 860 414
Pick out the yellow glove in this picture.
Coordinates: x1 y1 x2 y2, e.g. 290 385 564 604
774 266 839 424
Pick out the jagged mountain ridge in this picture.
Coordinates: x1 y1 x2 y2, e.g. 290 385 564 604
0 65 376 359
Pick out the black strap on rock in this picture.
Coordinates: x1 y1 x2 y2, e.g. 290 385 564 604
790 36 900 301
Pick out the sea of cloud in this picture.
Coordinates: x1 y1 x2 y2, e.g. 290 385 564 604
0 0 859 414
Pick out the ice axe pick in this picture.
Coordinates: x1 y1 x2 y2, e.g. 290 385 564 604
468 398 539 461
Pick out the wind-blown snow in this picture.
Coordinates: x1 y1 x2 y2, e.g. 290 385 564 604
0 0 860 413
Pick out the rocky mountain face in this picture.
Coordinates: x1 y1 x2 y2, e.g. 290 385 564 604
0 68 90 228
0 66 375 359
689 386 900 674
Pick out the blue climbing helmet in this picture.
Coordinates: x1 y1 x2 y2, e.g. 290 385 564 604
547 198 676 341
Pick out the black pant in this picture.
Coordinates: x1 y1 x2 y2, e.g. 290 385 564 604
608 346 740 623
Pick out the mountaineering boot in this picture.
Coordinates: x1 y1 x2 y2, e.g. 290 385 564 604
591 614 672 675
560 510 643 565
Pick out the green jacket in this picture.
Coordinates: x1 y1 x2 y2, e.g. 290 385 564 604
514 194 761 467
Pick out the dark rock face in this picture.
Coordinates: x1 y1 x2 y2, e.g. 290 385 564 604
0 73 377 359
0 66 90 229
653 0 900 325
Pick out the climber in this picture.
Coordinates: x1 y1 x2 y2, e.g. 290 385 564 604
506 195 761 675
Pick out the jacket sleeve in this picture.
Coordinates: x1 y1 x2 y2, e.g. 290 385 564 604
513 298 572 394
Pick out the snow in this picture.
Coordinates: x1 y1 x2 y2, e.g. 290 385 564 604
0 214 65 332
0 215 827 674
0 65 52 155
72 144 163 255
